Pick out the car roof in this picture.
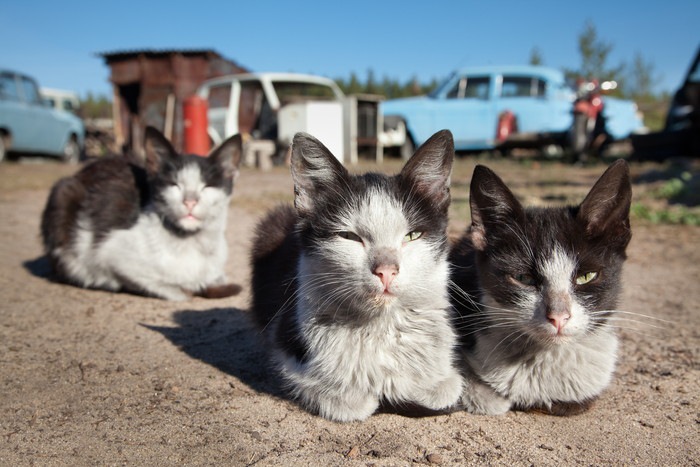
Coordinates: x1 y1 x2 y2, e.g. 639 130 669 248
202 72 338 86
453 65 565 83
200 72 344 99
0 69 33 80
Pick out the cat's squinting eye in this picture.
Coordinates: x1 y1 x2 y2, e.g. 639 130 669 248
512 273 536 287
575 271 598 285
403 231 422 243
338 231 363 243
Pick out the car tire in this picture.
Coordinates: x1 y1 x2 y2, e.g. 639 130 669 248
61 137 81 164
0 135 5 163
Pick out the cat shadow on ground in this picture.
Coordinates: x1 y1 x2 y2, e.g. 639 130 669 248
142 307 281 397
23 255 52 279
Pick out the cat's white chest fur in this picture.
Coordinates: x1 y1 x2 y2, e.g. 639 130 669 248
472 328 618 409
273 298 463 422
269 252 463 422
73 209 228 300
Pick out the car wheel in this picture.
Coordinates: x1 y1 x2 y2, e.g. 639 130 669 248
61 137 81 164
0 136 6 162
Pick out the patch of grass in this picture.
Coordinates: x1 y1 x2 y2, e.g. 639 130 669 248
652 171 692 200
631 203 700 226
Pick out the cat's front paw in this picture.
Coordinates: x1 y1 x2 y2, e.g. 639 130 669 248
415 371 464 411
460 380 512 415
313 393 379 423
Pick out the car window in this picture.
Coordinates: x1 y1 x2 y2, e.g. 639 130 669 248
272 81 337 105
535 79 546 96
501 76 547 97
238 81 265 133
446 78 466 99
207 83 232 109
0 73 20 101
464 77 490 99
20 77 41 105
446 76 490 99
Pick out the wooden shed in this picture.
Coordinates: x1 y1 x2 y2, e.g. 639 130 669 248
99 49 247 155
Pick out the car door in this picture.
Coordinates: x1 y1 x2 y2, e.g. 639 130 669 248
430 74 495 149
495 75 551 134
19 76 68 154
0 72 36 150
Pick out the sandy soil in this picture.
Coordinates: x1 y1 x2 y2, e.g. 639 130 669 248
0 157 698 466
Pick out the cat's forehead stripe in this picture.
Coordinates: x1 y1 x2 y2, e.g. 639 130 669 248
541 245 576 291
177 163 203 187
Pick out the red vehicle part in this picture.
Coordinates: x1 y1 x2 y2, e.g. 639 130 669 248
496 110 517 143
183 96 210 156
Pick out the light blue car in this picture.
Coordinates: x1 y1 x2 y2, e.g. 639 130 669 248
381 65 644 157
0 69 85 163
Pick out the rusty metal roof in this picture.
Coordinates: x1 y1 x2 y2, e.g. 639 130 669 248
97 48 224 61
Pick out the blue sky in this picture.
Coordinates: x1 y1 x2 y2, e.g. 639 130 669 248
1 1 698 99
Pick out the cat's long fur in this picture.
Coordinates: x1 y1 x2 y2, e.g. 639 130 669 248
251 131 463 422
41 127 242 300
450 160 632 416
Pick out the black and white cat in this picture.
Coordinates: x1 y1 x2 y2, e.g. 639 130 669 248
450 160 632 416
251 131 463 422
41 127 242 300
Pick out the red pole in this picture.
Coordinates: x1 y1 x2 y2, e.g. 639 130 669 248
183 96 210 156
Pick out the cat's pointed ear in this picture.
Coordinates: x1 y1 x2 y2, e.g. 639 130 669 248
468 165 525 250
400 129 454 209
143 126 176 176
577 159 632 242
208 133 242 180
290 132 348 215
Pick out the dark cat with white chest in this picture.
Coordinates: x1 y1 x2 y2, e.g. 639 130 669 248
450 160 632 415
41 127 242 300
251 131 463 422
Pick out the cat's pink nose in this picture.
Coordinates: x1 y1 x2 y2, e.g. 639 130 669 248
547 313 570 333
373 264 398 291
184 199 197 212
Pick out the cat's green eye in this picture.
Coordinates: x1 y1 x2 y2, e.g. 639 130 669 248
575 271 598 285
338 231 363 243
512 273 536 287
403 231 423 243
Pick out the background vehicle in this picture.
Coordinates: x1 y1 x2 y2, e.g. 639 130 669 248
570 78 619 160
381 65 644 158
0 69 84 163
664 46 700 155
40 87 81 114
632 47 700 160
197 73 346 163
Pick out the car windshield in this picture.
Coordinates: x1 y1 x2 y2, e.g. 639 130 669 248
429 72 457 98
272 81 338 105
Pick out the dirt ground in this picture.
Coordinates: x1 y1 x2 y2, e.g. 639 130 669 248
1 155 698 466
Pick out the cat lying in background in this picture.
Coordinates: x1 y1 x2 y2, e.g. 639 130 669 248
450 160 632 415
41 126 242 300
251 130 463 422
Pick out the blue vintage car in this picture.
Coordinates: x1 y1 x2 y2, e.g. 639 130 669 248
380 65 644 157
0 69 84 163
